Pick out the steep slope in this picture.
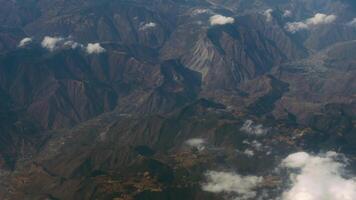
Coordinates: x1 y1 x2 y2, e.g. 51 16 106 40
162 13 306 90
272 40 356 123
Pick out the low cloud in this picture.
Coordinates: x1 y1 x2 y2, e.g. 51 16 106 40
210 15 235 26
306 13 337 26
240 120 268 136
281 151 356 200
18 37 33 47
139 22 157 31
285 13 337 33
202 171 263 199
185 138 206 151
41 36 65 51
264 9 273 22
41 36 105 54
86 43 106 54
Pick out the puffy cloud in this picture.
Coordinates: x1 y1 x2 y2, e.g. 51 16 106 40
18 37 33 47
185 138 206 151
85 43 106 54
347 18 356 27
202 171 263 199
41 36 65 51
139 22 157 31
264 9 273 22
281 151 356 200
240 120 268 136
210 15 235 26
306 13 337 26
285 13 337 33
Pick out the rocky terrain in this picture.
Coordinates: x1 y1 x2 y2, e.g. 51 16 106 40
0 0 355 199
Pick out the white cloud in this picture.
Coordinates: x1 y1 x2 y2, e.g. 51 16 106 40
185 138 206 151
210 15 235 26
306 13 337 26
202 171 263 199
283 10 292 17
41 36 65 51
281 151 356 200
347 18 356 27
18 37 32 47
41 36 106 54
240 120 268 136
139 22 157 31
264 9 273 22
285 13 337 33
86 43 106 54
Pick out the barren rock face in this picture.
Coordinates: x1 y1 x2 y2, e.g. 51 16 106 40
0 0 355 199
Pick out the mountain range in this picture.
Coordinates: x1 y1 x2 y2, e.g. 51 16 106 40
0 0 355 199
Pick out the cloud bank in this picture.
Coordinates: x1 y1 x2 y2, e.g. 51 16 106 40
240 120 268 136
18 37 33 47
281 151 356 200
202 171 263 200
285 13 337 33
41 36 105 54
210 15 235 26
